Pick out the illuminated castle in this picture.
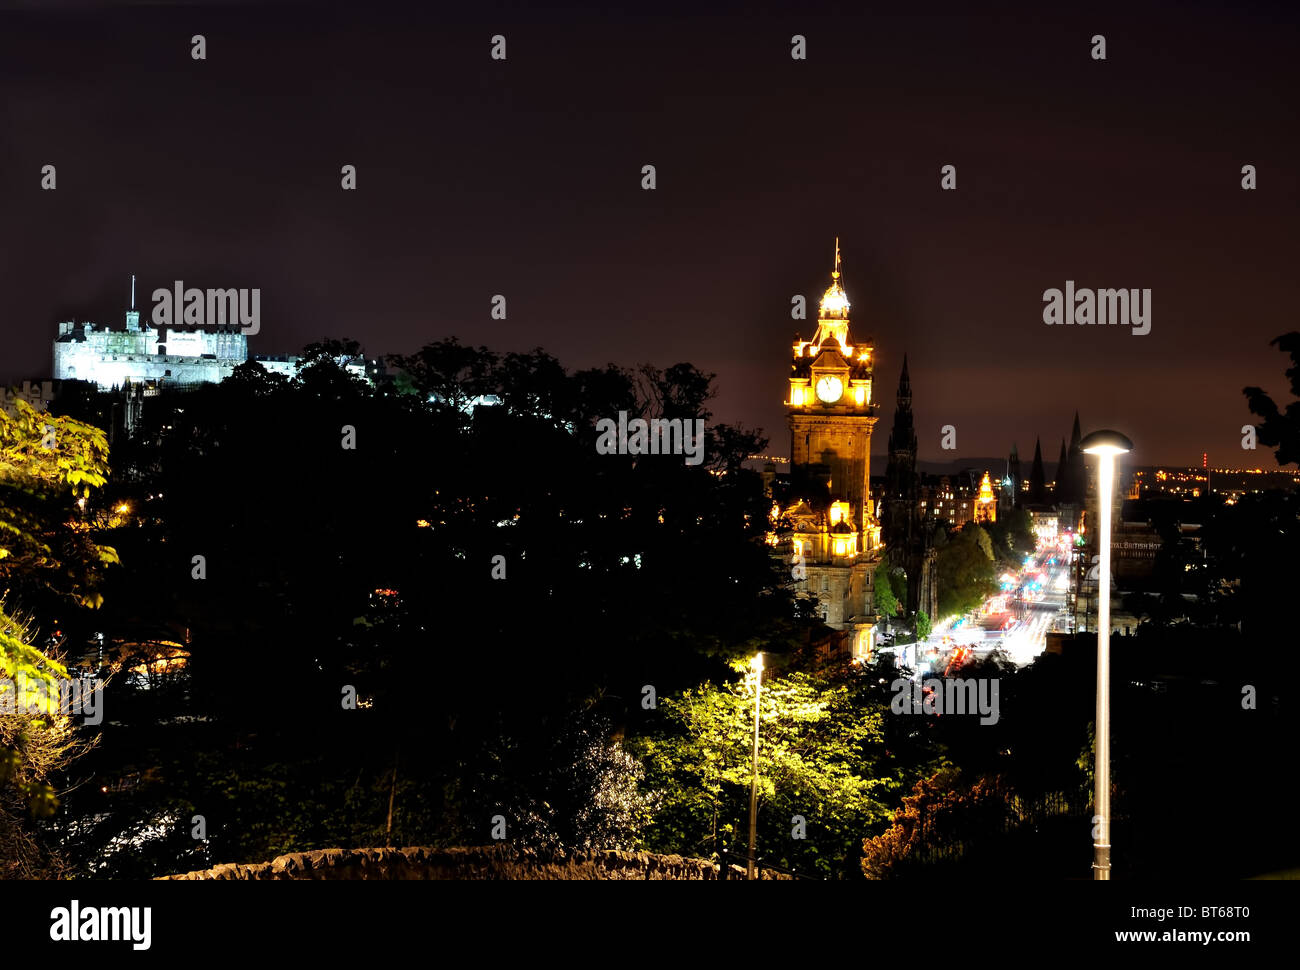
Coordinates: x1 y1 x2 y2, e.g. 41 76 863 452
52 277 303 390
776 241 884 659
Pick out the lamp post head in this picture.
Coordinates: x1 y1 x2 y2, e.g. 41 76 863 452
1080 429 1133 457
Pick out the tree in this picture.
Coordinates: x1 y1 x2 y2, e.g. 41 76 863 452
861 768 1013 879
874 572 899 619
63 339 808 876
935 524 997 618
915 611 932 641
0 398 119 609
0 398 113 877
633 663 899 878
1244 331 1300 467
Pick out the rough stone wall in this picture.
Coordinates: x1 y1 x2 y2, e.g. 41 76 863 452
157 845 791 880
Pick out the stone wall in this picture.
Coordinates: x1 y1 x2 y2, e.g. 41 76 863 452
157 845 792 880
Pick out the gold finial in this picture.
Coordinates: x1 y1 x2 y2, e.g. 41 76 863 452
832 237 841 280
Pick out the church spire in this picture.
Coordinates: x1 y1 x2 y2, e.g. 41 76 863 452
1060 410 1088 505
1028 437 1047 504
886 356 918 471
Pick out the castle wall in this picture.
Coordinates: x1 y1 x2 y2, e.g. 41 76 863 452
53 321 249 390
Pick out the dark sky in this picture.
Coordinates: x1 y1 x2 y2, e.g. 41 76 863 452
1 0 1297 466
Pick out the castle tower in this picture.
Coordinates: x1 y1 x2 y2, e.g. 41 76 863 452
125 274 141 333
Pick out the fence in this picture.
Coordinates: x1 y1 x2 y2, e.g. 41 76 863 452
908 783 1096 870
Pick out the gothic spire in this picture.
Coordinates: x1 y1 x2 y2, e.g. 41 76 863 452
1029 437 1047 504
1063 411 1087 504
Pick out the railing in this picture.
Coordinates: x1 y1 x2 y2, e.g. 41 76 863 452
716 849 819 880
908 784 1095 868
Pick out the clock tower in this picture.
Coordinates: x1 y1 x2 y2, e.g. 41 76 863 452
779 241 883 659
787 240 880 543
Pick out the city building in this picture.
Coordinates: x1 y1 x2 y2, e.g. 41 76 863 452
921 475 976 529
773 242 885 660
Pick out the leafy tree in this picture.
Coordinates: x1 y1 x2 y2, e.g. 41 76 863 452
935 524 997 618
0 398 119 609
985 508 1034 567
1244 331 1300 467
449 711 660 854
861 768 1012 879
58 340 812 876
915 611 932 641
0 398 113 876
633 663 900 878
874 572 899 619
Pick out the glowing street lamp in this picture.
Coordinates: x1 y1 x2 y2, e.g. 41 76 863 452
747 651 763 880
1080 429 1132 881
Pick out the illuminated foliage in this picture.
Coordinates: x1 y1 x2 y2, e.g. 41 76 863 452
0 398 113 876
861 768 1012 879
634 665 898 878
0 398 118 609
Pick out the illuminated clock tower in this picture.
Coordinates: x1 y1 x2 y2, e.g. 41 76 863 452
787 240 880 543
780 241 883 659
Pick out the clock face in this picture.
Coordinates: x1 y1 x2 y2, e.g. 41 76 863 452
815 375 843 403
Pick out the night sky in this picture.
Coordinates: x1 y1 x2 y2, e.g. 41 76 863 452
1 0 1297 466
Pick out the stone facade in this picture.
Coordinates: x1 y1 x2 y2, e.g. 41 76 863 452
54 313 252 390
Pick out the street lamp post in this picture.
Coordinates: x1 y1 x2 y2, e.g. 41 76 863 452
1080 430 1132 882
747 651 763 880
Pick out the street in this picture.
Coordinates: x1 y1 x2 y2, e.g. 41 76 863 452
890 536 1073 676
